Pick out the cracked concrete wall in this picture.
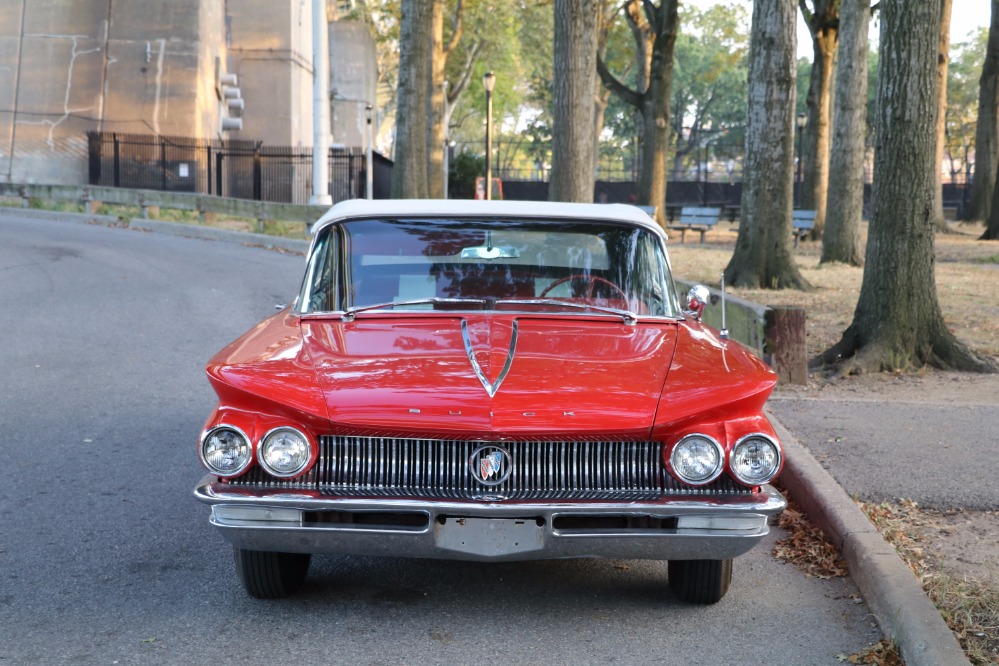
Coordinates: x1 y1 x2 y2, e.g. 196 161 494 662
1 0 108 183
0 0 227 184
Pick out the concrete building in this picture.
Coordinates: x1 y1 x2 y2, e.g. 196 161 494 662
330 20 378 148
0 0 377 187
226 0 314 147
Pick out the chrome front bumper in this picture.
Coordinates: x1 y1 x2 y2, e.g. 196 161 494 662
194 475 786 562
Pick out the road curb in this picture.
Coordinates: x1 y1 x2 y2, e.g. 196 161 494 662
769 412 970 666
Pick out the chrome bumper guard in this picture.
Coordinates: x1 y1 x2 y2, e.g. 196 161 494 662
194 475 787 562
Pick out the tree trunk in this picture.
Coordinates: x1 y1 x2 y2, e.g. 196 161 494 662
595 1 677 225
933 0 953 231
634 3 677 225
980 1 999 236
427 0 446 199
799 0 838 239
724 0 810 290
985 166 999 238
392 0 431 199
816 0 997 374
550 0 599 203
821 0 868 267
968 0 999 224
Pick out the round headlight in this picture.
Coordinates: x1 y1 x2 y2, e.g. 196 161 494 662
258 427 312 478
201 425 252 477
669 434 724 485
730 434 782 485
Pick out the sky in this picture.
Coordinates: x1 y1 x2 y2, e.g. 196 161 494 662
684 0 991 58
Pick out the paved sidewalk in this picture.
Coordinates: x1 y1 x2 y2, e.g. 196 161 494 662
767 373 999 666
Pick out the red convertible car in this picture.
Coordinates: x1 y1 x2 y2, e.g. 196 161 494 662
194 199 786 603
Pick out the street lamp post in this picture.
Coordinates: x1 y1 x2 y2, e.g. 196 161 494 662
483 71 496 200
701 142 710 206
795 112 807 208
309 0 332 206
364 103 373 200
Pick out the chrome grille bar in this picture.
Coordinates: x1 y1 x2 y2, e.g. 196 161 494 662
227 436 752 499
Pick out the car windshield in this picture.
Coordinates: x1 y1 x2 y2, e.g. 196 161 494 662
299 217 680 318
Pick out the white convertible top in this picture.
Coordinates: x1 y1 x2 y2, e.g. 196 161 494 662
310 198 663 236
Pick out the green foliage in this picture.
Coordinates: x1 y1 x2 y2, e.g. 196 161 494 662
516 0 556 128
448 150 485 199
670 2 750 172
945 27 988 175
445 0 539 144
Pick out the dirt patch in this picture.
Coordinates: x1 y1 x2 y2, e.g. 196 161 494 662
668 222 999 358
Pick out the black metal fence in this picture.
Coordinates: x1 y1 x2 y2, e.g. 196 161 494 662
87 132 393 204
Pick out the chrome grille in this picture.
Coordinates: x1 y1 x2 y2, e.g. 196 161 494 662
227 436 752 499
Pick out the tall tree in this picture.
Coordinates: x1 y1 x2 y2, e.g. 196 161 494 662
392 0 432 198
798 0 839 239
427 0 464 199
820 0 870 266
816 0 996 374
968 0 999 224
597 0 679 224
724 0 810 290
550 0 600 203
933 0 954 231
981 2 999 238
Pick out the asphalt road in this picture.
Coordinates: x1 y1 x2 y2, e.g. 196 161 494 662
769 395 999 511
1 211 879 665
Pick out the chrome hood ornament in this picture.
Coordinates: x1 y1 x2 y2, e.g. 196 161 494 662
461 319 518 398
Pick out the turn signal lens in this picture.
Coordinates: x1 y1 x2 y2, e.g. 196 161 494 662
259 427 312 477
670 434 724 485
200 426 252 477
730 434 782 485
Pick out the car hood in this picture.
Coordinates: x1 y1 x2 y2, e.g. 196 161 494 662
301 314 679 439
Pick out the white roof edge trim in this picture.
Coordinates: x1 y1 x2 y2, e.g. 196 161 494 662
309 198 665 237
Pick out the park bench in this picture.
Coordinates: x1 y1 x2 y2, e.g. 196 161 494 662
669 206 721 243
792 209 816 248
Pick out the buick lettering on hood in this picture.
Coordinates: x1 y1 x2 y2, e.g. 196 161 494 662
194 199 786 603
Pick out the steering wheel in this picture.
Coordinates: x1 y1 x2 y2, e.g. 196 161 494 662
540 274 628 300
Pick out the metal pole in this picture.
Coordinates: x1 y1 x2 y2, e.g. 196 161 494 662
485 87 493 200
310 0 332 206
365 104 373 200
701 143 708 206
443 138 449 199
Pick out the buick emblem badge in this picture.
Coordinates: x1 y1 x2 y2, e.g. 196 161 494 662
469 445 513 486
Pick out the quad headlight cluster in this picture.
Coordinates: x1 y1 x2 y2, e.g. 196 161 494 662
199 424 312 478
669 433 781 487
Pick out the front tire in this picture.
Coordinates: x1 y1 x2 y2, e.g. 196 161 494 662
668 559 732 604
233 547 311 599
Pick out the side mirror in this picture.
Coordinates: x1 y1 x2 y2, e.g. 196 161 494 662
686 285 710 321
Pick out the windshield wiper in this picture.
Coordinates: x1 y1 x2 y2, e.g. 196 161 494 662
339 297 488 321
495 298 638 326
